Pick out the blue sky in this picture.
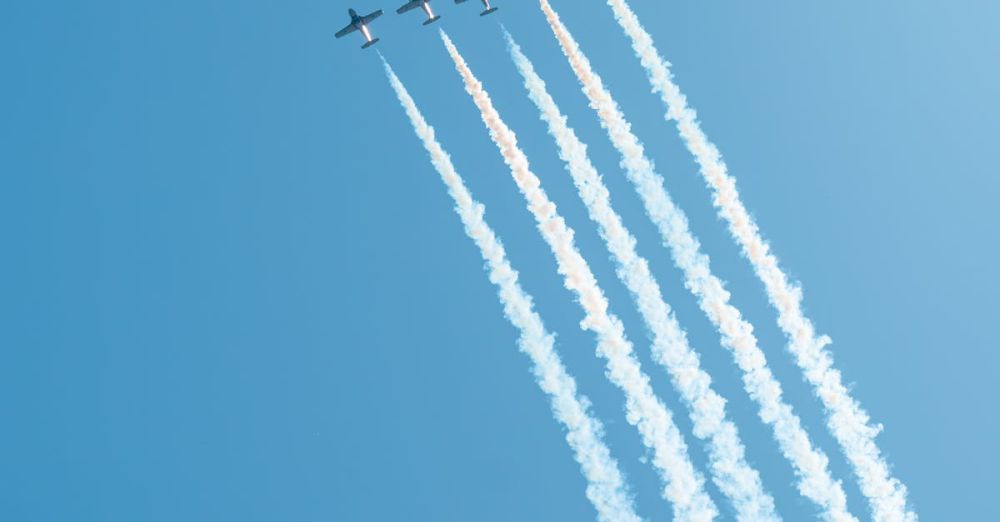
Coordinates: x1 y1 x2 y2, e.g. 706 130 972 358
2 1 998 520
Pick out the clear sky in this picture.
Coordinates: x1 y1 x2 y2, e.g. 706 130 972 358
2 1 998 520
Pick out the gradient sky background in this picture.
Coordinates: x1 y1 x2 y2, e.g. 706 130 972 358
3 1 999 520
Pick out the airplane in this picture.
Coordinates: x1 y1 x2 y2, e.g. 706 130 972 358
335 8 384 49
397 0 441 25
454 0 498 16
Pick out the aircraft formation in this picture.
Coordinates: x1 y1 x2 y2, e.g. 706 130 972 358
335 1 498 49
339 0 919 518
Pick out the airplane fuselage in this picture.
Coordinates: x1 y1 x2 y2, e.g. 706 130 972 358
360 23 374 43
337 7 381 48
398 0 440 25
455 0 497 16
347 9 375 44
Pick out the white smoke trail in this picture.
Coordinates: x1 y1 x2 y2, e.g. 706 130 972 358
537 2 856 521
602 1 916 520
439 31 717 522
505 30 778 522
381 57 641 522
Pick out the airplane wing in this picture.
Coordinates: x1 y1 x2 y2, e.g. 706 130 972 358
397 1 421 14
335 22 356 39
362 10 383 24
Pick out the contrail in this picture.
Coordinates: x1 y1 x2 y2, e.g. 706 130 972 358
439 31 717 522
601 1 915 520
381 57 641 522
537 2 855 520
505 30 778 522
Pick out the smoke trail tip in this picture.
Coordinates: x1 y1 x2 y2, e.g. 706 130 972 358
499 24 513 42
501 26 523 58
376 50 399 85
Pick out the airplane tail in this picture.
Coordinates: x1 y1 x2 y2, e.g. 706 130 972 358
362 38 380 49
480 7 498 16
423 15 441 26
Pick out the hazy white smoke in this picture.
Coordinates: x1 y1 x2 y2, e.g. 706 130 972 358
538 1 856 520
505 30 778 522
601 1 916 520
439 31 718 522
382 57 641 522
